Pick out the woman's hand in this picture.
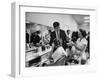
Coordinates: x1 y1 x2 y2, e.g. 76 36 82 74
67 41 72 46
70 41 76 46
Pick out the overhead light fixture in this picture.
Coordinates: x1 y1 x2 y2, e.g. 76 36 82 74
26 20 32 23
84 20 90 23
84 16 90 20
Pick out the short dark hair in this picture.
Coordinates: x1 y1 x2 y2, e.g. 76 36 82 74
36 31 40 34
79 29 87 38
71 31 79 43
67 29 70 33
53 22 60 28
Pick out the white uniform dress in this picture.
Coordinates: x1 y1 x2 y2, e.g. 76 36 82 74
76 38 88 60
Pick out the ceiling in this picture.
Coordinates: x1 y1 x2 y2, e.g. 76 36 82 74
72 15 90 25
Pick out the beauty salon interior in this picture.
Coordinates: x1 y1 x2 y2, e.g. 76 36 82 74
25 12 90 67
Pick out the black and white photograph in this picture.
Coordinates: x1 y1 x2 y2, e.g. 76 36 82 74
25 12 90 67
